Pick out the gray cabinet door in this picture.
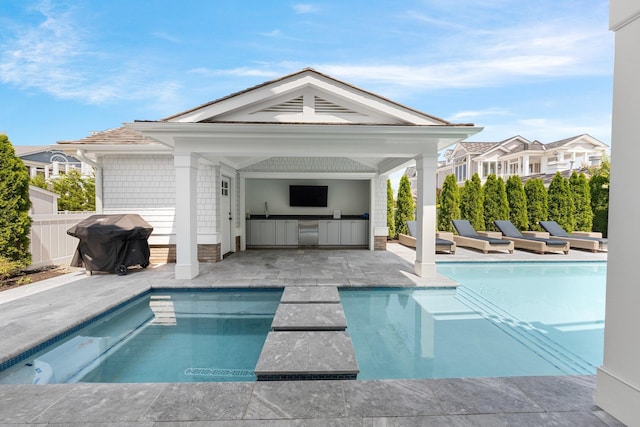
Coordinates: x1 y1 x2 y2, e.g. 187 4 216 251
319 220 341 245
276 220 298 245
341 220 368 245
249 220 276 245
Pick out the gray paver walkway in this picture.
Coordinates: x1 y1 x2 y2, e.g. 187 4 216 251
0 245 622 426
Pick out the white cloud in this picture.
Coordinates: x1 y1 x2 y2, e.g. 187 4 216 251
152 31 181 43
0 2 181 105
447 108 511 122
292 3 320 14
188 67 281 78
260 29 283 37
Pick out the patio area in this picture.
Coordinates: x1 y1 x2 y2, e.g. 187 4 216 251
0 244 620 426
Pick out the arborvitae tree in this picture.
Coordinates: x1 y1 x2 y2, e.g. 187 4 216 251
506 175 528 230
52 168 95 212
570 172 593 231
394 174 415 236
590 162 610 237
483 174 510 231
0 134 32 266
547 172 575 232
524 178 548 231
460 173 484 231
437 174 460 232
386 179 396 239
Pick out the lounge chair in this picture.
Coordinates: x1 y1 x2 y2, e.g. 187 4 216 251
398 221 456 254
539 221 607 252
451 219 514 254
494 220 570 254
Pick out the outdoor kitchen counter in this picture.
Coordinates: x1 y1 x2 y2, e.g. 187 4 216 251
247 215 367 220
246 217 369 247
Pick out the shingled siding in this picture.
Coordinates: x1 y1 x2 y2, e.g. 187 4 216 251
101 155 221 261
102 155 176 208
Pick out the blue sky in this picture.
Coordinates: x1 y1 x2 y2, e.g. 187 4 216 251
1 0 613 152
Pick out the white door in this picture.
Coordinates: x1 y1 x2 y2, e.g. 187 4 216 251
221 177 232 255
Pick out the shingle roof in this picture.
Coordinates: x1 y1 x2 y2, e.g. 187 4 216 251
57 127 157 145
545 134 584 150
458 142 499 154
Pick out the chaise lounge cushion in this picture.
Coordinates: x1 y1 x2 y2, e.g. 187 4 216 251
539 221 607 243
452 219 511 245
539 220 607 252
494 220 567 247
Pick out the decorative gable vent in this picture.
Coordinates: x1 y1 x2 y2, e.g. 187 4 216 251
260 96 304 113
314 96 358 114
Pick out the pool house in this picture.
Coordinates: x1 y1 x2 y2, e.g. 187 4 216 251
58 68 481 280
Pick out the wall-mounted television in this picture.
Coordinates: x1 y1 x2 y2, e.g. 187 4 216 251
289 185 328 207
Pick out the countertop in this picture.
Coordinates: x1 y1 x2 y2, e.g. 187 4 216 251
246 215 368 220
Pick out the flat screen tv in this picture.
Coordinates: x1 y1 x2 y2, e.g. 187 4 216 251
289 185 328 207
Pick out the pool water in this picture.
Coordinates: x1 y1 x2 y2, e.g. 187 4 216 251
341 262 605 380
0 289 281 384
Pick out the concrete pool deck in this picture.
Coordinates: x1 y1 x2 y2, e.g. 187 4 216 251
0 244 621 426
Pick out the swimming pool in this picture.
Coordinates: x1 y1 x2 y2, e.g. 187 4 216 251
341 262 605 380
0 289 281 384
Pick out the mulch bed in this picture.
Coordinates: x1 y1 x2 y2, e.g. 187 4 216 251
0 265 78 292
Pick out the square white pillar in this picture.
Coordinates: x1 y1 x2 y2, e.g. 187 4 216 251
414 154 437 278
594 4 640 425
174 153 199 279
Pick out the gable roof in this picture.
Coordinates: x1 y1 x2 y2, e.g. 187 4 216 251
57 68 482 174
161 68 459 126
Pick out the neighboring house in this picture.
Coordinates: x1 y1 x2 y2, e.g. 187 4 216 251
15 146 93 179
434 134 608 187
56 68 481 279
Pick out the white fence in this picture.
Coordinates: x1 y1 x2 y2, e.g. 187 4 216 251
28 213 92 269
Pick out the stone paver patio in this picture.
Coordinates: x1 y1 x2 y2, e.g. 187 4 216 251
0 244 621 426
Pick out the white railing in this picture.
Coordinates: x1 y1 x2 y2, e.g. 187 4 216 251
28 213 93 269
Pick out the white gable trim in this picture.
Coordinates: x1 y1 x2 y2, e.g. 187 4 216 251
167 70 448 126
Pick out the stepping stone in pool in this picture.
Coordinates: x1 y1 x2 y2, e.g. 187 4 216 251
271 303 347 331
280 286 341 304
255 331 359 380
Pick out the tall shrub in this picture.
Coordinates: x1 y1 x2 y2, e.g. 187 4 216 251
570 172 593 231
386 179 396 239
524 178 547 231
438 174 460 232
51 168 95 212
0 134 32 266
506 175 528 230
547 172 575 232
590 167 609 237
394 174 415 236
460 173 484 230
483 174 510 231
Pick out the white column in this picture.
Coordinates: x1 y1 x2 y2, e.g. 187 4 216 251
595 3 640 425
477 161 483 179
414 154 437 278
174 153 199 279
240 175 247 251
369 177 376 251
522 155 530 176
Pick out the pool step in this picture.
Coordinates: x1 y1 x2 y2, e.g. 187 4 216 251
254 286 359 381
456 286 595 375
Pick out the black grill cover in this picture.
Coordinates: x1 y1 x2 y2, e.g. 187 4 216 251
67 214 153 274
